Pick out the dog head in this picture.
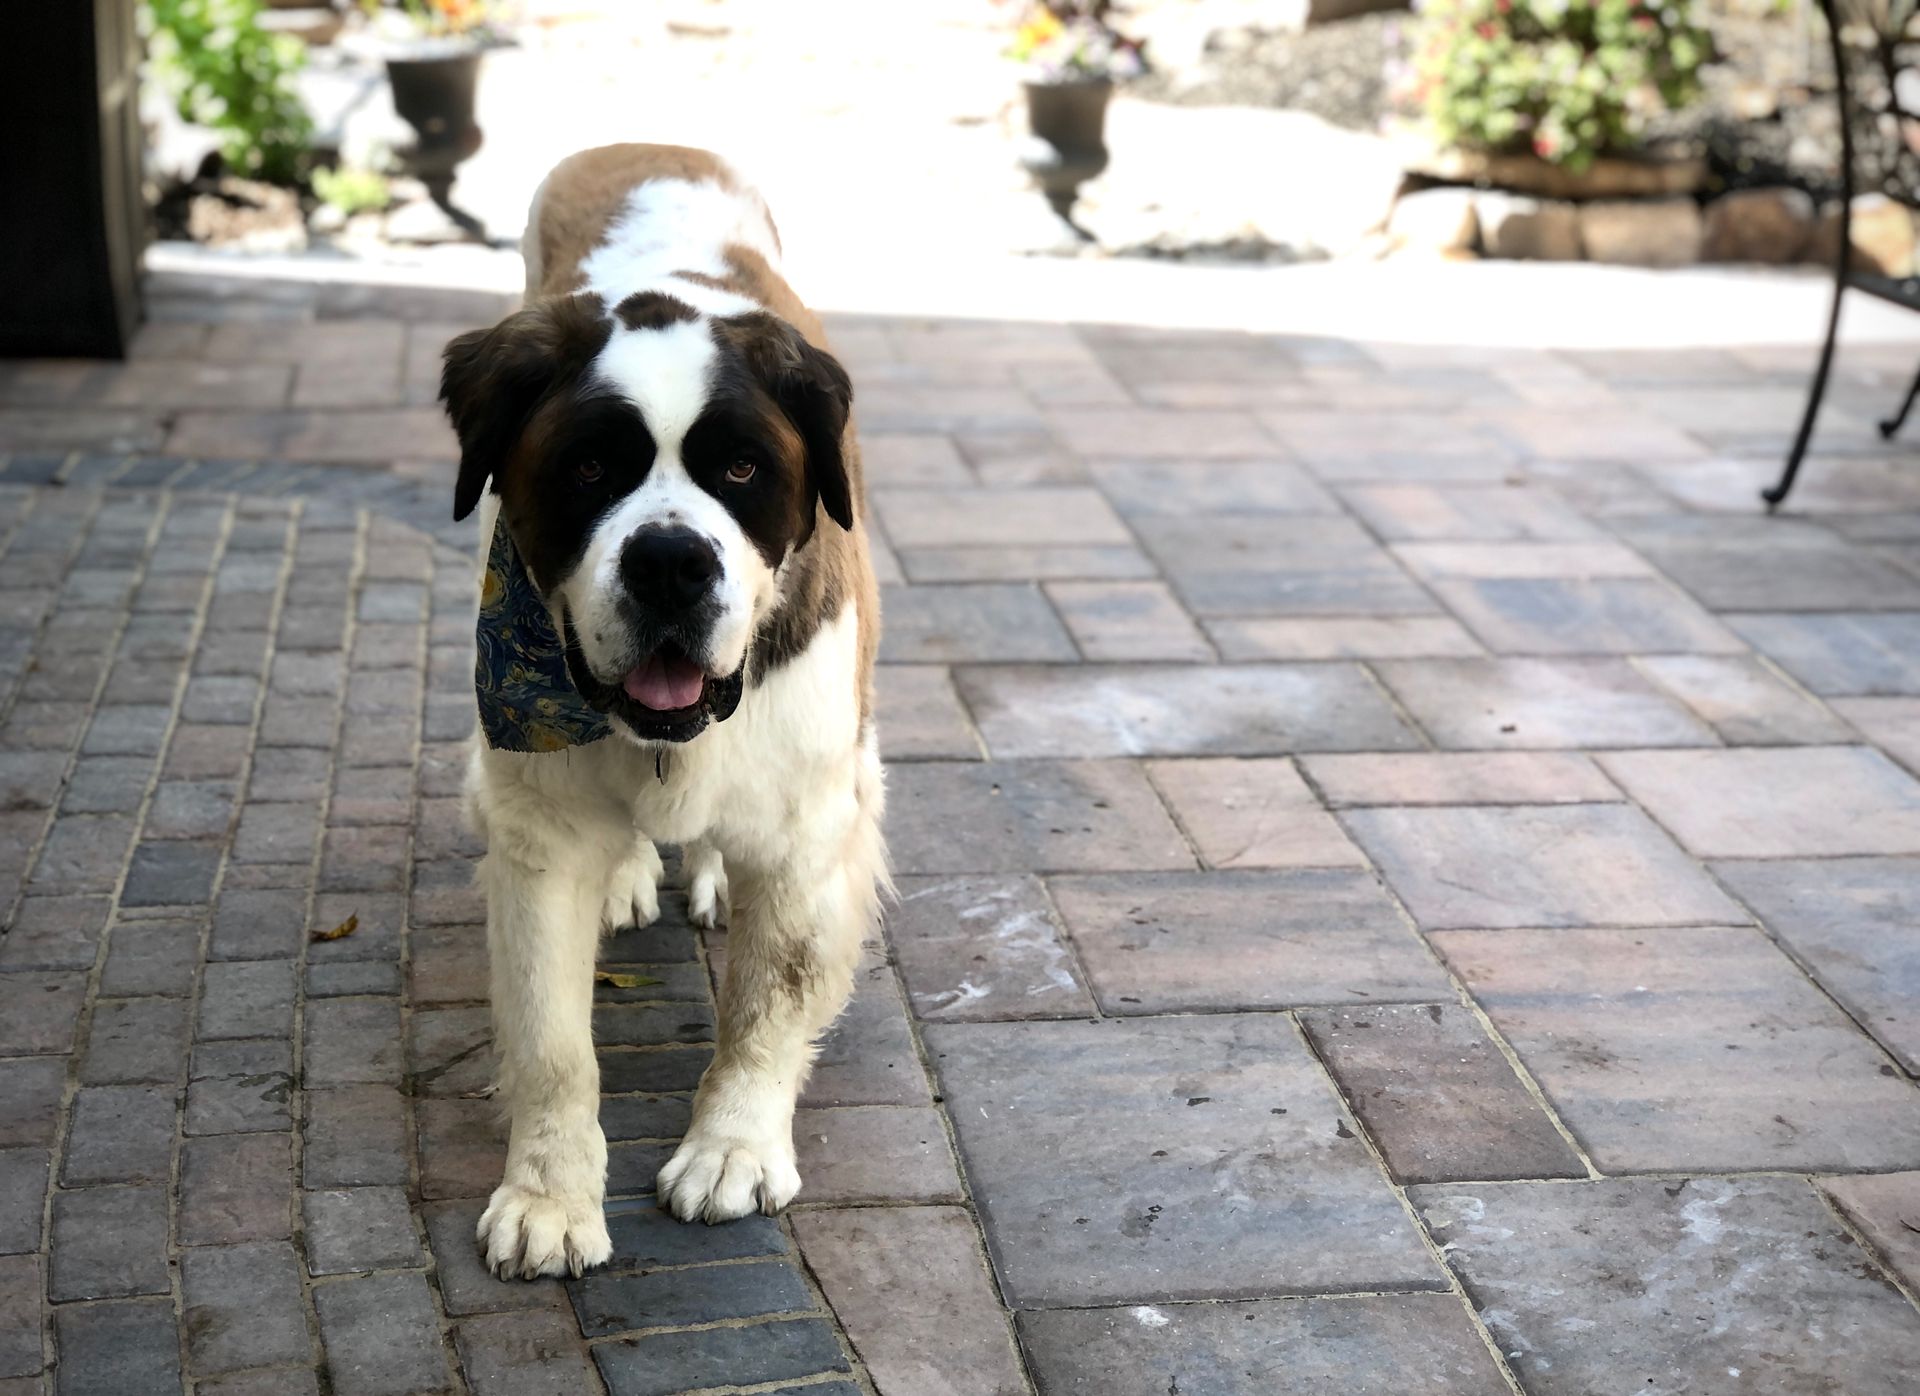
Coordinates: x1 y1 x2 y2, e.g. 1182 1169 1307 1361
441 289 853 743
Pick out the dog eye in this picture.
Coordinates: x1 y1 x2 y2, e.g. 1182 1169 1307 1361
576 459 604 485
726 460 756 483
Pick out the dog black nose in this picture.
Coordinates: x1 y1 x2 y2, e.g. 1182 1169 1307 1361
621 528 719 612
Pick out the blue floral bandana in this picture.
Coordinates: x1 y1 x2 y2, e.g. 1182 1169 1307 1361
474 521 612 753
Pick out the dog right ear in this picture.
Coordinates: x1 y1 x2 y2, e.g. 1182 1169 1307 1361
440 296 612 521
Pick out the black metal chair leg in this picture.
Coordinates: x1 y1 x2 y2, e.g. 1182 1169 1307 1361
1880 359 1920 438
1764 0 1854 514
1767 273 1846 512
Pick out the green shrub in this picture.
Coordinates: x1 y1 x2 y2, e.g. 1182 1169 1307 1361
1411 0 1712 171
146 0 313 185
312 165 391 216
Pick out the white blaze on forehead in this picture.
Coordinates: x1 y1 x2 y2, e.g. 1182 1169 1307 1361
593 318 716 447
578 175 778 318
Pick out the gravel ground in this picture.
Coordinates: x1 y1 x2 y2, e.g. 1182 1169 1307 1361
1134 11 1403 132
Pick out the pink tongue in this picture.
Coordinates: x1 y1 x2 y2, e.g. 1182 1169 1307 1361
622 652 706 711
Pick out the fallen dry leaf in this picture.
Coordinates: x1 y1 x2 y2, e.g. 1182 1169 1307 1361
594 970 664 990
311 914 359 943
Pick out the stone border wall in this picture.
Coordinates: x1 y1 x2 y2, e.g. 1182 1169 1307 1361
1386 186 1918 275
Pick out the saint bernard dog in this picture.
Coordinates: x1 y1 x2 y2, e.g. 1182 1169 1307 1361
439 144 886 1278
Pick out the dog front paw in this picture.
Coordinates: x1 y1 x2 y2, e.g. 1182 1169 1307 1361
656 1128 799 1223
476 1182 612 1279
601 844 663 932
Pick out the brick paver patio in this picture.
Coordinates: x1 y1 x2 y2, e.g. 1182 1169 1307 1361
3 269 1920 1394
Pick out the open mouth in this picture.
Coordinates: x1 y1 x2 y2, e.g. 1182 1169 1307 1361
562 620 743 743
622 645 710 716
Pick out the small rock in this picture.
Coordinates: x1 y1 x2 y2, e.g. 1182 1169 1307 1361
1474 192 1582 260
1805 193 1918 277
382 197 479 246
1578 198 1703 267
182 177 308 254
307 203 349 237
1702 187 1814 263
1388 187 1479 255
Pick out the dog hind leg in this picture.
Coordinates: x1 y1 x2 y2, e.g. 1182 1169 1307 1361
684 839 728 929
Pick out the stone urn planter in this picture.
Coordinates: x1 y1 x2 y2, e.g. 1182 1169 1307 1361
383 38 486 232
1020 78 1113 228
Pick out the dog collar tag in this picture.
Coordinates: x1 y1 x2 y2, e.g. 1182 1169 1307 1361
474 521 613 753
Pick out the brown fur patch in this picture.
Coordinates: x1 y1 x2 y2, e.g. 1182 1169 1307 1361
671 269 733 294
615 291 698 332
531 144 739 298
710 245 876 721
441 293 614 521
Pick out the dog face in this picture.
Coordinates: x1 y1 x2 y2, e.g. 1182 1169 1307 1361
441 291 853 743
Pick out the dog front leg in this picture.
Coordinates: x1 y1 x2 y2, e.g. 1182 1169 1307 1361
656 849 873 1222
475 851 612 1277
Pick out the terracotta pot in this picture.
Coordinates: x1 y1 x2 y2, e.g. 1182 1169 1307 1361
1020 78 1114 224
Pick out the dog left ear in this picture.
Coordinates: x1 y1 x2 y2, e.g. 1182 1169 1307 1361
718 313 855 532
440 296 613 522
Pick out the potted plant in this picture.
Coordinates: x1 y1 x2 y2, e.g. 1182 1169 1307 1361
359 0 505 231
1399 0 1713 196
1008 1 1148 228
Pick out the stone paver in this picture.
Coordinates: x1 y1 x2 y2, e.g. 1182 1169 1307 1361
1376 656 1717 748
590 1318 850 1396
1046 580 1214 661
887 760 1193 874
1714 856 1920 1073
1346 803 1741 929
1601 745 1920 857
1051 869 1452 1013
1299 1004 1586 1184
1434 926 1920 1172
1145 758 1366 868
1820 1171 1920 1292
456 1310 598 1396
1017 1293 1510 1396
887 874 1093 1022
794 1207 1028 1396
314 1272 452 1396
7 270 1920 1393
1138 515 1438 617
955 662 1420 758
878 582 1077 663
1839 695 1920 775
792 1106 963 1203
52 1298 183 1396
926 1015 1441 1306
1301 750 1619 806
1730 612 1920 695
1631 653 1854 745
874 665 979 760
1415 1177 1920 1395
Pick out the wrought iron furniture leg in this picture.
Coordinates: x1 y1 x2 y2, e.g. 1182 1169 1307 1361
1879 359 1920 438
1765 0 1854 512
